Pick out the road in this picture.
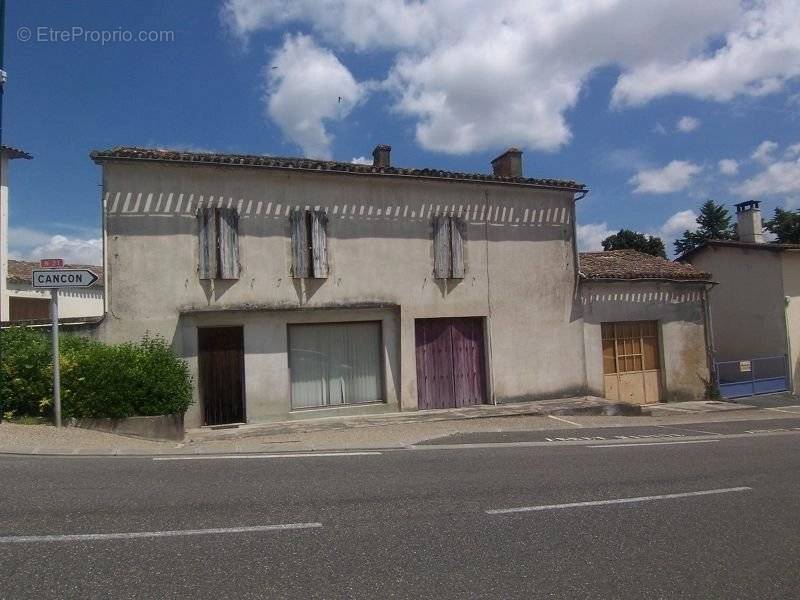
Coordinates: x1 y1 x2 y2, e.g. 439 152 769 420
2 419 800 598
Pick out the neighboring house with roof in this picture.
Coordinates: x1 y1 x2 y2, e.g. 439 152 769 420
4 259 104 322
579 250 713 404
679 200 800 397
90 144 711 429
1 145 33 322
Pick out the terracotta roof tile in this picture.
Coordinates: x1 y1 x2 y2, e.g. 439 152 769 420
90 146 586 192
7 260 104 288
579 250 710 282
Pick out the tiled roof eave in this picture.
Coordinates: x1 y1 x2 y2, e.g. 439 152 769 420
90 148 586 192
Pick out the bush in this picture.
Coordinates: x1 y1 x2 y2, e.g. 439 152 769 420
1 329 193 420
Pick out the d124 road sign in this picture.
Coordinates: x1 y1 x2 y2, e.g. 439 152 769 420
32 269 99 288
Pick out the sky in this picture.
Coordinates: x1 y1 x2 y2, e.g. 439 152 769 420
4 0 800 264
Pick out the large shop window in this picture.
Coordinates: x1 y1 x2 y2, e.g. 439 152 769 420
289 321 383 409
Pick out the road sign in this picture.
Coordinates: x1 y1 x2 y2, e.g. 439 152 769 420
31 269 98 288
40 258 64 268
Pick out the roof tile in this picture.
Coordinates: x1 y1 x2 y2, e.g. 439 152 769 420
579 250 710 281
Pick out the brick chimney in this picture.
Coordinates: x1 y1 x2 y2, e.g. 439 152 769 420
491 148 523 178
735 200 764 244
372 144 391 168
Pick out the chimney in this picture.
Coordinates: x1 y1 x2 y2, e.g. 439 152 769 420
372 144 391 168
735 200 764 244
491 148 523 178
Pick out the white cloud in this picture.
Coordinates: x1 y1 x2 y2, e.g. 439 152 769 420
784 143 800 159
629 160 703 194
225 0 777 155
751 140 778 165
9 229 102 265
676 116 701 133
265 34 366 158
612 1 800 107
737 157 800 197
660 209 698 236
351 156 371 165
718 158 739 176
577 222 614 251
653 122 667 135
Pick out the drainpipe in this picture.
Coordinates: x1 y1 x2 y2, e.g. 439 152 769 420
784 296 794 393
701 282 718 396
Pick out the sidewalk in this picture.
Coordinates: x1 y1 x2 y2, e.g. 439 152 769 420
1 396 797 456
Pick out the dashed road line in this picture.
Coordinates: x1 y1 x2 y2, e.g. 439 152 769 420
547 415 584 427
485 486 752 514
588 440 719 448
153 452 382 461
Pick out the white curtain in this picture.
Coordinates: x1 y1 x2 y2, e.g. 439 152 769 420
289 322 382 409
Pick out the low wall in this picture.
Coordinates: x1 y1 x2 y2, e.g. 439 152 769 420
72 413 184 441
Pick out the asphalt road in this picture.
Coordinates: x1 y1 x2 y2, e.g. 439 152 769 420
2 425 800 598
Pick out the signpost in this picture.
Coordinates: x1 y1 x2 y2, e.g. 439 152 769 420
34 261 98 427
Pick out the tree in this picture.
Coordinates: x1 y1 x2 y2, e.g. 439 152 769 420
765 208 800 243
674 200 735 255
601 229 667 258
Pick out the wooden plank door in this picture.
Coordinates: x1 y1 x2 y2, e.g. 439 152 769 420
451 318 487 407
198 327 245 425
415 318 486 410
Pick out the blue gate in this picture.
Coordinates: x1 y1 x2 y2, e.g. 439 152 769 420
715 355 789 399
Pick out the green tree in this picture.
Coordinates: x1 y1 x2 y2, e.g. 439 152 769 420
764 208 800 243
601 229 667 258
674 200 735 255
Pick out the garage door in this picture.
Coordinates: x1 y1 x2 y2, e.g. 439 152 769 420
415 317 487 410
602 321 662 405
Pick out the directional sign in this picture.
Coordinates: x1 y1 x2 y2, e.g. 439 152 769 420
32 269 99 289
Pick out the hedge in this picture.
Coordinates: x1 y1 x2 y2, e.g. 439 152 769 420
1 328 193 420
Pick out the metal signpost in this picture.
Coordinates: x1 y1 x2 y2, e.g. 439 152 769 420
32 261 99 427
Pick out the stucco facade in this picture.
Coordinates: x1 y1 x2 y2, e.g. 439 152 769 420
92 148 711 427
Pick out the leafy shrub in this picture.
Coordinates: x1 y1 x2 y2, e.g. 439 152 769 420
1 328 193 420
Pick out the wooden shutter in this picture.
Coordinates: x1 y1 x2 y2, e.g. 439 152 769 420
433 215 451 279
198 207 218 279
450 217 465 279
218 208 240 280
291 210 310 278
311 210 329 279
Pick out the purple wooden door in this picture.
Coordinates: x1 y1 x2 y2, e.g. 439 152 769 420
415 318 487 410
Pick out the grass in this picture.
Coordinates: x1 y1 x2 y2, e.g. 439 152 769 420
2 414 51 425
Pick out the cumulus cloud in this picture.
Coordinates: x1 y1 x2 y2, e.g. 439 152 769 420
718 158 739 176
660 209 698 237
265 34 365 158
222 0 798 155
351 156 372 165
629 160 703 194
676 116 701 133
9 228 102 265
737 157 800 197
612 0 800 107
577 222 614 251
751 140 779 165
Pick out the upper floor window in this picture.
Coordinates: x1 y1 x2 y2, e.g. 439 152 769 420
197 207 240 280
291 209 329 279
433 215 465 279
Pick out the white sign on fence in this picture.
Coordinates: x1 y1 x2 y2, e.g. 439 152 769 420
31 269 98 288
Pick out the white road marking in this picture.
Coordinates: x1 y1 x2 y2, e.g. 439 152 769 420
486 487 752 514
548 415 583 427
0 522 323 544
765 407 800 414
588 440 718 448
153 452 381 461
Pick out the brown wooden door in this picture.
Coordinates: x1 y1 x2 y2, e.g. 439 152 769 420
415 318 487 410
9 297 51 321
198 327 245 425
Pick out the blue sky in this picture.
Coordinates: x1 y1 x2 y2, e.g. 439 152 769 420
4 0 800 263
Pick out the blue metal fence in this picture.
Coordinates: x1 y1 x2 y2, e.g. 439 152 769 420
715 355 789 399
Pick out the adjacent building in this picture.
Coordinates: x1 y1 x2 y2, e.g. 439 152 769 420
679 200 800 397
90 145 712 428
0 145 33 322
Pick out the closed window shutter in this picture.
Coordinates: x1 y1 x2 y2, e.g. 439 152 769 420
433 215 451 279
450 217 465 279
291 210 310 278
311 210 329 279
197 207 218 279
218 207 240 280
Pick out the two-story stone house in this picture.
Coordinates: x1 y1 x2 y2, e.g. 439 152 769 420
90 145 712 428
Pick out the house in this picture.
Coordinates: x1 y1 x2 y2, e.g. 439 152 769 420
90 145 712 428
4 259 104 322
679 200 800 397
0 145 33 322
